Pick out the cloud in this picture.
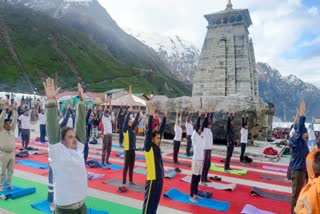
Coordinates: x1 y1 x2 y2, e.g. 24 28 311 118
299 36 320 48
98 0 320 87
308 6 319 16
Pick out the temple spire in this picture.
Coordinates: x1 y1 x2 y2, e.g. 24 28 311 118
226 0 233 10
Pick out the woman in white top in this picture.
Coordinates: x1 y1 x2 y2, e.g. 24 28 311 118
190 106 204 202
173 109 182 164
240 114 249 163
44 78 87 214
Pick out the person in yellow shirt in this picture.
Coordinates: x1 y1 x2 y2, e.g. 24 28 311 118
295 150 320 214
306 140 320 180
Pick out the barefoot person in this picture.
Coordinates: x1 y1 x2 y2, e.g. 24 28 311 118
142 100 166 214
101 98 113 165
44 78 87 214
121 104 140 188
224 110 235 171
201 106 213 185
0 100 18 191
173 109 182 164
190 106 204 202
240 114 249 163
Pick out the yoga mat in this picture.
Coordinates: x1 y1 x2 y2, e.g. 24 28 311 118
250 187 291 202
210 164 247 175
178 154 193 159
134 168 177 179
241 204 276 214
31 199 109 214
220 159 258 167
260 174 290 183
134 167 147 175
0 183 36 199
112 145 123 149
116 152 145 160
1 177 140 214
262 165 287 173
31 200 51 213
162 159 191 167
88 159 123 170
163 188 230 211
31 151 48 155
181 176 236 191
103 178 145 192
88 172 105 180
16 159 48 169
164 169 177 178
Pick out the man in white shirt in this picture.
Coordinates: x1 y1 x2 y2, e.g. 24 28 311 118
240 114 249 163
44 78 87 214
201 107 213 185
190 107 204 202
18 110 31 149
173 110 182 164
38 109 46 143
102 98 113 165
186 115 193 157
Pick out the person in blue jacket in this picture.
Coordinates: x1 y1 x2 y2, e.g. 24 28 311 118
289 100 309 214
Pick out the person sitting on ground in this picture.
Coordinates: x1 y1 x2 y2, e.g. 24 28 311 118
44 78 87 214
0 101 18 192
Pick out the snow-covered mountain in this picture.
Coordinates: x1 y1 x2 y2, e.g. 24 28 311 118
257 62 320 121
126 29 200 82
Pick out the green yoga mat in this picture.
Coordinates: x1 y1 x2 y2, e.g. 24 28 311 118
282 154 291 158
210 164 247 175
0 177 140 214
178 154 193 159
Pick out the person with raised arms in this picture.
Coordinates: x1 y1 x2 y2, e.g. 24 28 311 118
142 100 167 214
44 78 87 214
0 100 18 191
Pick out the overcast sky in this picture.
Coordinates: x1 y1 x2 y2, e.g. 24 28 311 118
98 0 320 86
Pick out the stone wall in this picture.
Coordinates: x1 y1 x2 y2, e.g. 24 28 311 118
151 95 274 143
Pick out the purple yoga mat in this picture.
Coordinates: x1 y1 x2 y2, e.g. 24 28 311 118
241 204 275 214
262 165 287 172
87 172 105 180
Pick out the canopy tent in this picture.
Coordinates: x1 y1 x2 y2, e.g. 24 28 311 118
111 94 146 107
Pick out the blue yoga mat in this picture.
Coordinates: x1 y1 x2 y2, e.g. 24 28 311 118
16 159 48 169
89 158 123 170
0 183 36 199
164 188 230 211
112 145 123 149
116 152 145 160
31 200 109 214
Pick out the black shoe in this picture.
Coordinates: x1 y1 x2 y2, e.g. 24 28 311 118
174 161 180 165
106 161 111 165
205 180 212 183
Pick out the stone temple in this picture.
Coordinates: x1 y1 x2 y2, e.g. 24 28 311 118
154 1 274 142
193 0 258 100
